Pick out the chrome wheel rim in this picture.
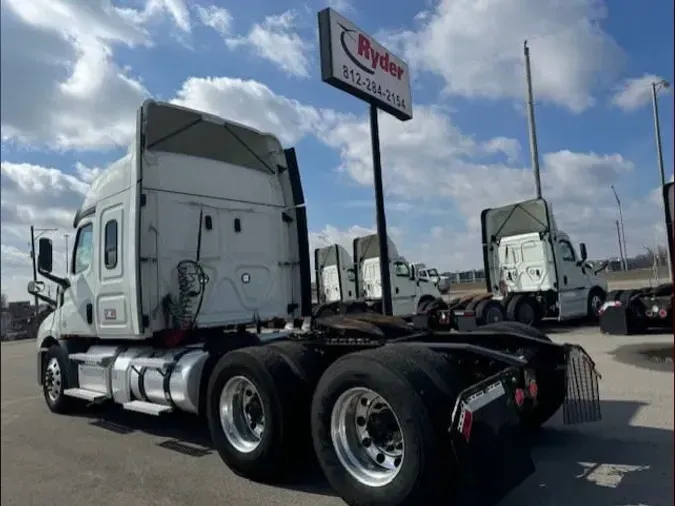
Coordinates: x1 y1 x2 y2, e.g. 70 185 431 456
219 376 265 454
44 357 62 402
591 295 603 315
330 387 404 488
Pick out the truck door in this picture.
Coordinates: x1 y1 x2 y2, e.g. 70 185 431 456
391 261 416 315
94 195 137 337
556 239 587 317
59 219 98 338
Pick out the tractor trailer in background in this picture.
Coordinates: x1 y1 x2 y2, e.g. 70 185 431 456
599 181 674 334
316 199 610 331
313 235 445 318
29 100 601 506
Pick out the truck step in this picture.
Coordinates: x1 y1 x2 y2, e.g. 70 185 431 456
129 357 173 370
63 388 108 403
69 352 115 366
122 400 173 416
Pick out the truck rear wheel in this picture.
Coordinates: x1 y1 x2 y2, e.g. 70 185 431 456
480 322 565 430
505 294 539 325
311 347 461 506
43 345 77 414
206 345 314 482
475 299 505 325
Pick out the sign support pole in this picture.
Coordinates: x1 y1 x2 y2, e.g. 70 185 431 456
369 104 392 315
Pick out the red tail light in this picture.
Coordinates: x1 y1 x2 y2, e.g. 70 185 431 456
514 388 526 406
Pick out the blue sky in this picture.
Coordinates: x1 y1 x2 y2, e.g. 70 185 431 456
1 0 673 300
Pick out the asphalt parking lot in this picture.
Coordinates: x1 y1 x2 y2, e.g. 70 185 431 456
2 328 673 506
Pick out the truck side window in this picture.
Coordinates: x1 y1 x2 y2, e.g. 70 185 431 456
104 220 118 269
73 223 94 274
559 241 576 262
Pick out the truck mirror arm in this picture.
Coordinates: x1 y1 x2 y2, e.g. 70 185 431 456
38 268 70 290
35 292 57 307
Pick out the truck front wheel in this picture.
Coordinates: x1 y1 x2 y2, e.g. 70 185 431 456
42 344 76 414
311 348 457 506
206 346 313 482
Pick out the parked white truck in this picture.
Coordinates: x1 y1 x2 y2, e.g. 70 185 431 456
29 100 601 506
313 235 444 318
482 198 608 323
449 199 609 329
411 263 452 293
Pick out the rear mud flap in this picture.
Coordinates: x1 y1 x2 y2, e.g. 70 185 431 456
449 370 535 505
454 311 478 331
563 345 602 424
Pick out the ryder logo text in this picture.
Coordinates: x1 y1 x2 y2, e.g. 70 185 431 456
338 23 405 81
356 34 404 80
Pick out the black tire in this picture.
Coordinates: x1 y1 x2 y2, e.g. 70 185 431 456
342 301 369 314
416 296 435 314
425 297 448 313
206 346 313 482
587 287 606 320
618 289 639 305
475 299 505 325
311 347 463 506
480 322 565 430
505 294 538 325
42 344 77 414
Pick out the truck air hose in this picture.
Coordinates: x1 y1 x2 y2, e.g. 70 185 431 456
165 260 209 330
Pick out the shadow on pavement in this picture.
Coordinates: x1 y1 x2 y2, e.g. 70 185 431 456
611 342 674 373
76 398 672 505
74 406 335 497
503 399 673 506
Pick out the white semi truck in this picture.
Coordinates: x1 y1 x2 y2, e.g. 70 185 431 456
313 235 443 318
448 199 610 329
29 100 601 506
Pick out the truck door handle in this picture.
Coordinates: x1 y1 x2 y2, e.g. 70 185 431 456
86 303 93 325
395 287 400 294
563 275 568 285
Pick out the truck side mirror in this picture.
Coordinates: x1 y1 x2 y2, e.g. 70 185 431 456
38 237 53 273
27 280 45 295
579 243 588 262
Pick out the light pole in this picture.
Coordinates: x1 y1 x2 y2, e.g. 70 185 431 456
523 41 542 199
651 79 672 280
615 220 625 271
30 226 57 316
611 185 628 270
64 233 70 275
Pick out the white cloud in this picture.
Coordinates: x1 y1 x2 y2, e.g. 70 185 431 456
171 76 324 145
118 0 192 33
386 0 624 112
224 10 313 78
1 160 88 301
0 0 160 151
482 137 522 162
611 74 670 112
195 4 233 36
326 0 354 14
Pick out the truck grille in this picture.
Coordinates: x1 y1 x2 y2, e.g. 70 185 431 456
562 345 602 425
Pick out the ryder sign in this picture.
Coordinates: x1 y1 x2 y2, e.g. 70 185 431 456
318 8 413 121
